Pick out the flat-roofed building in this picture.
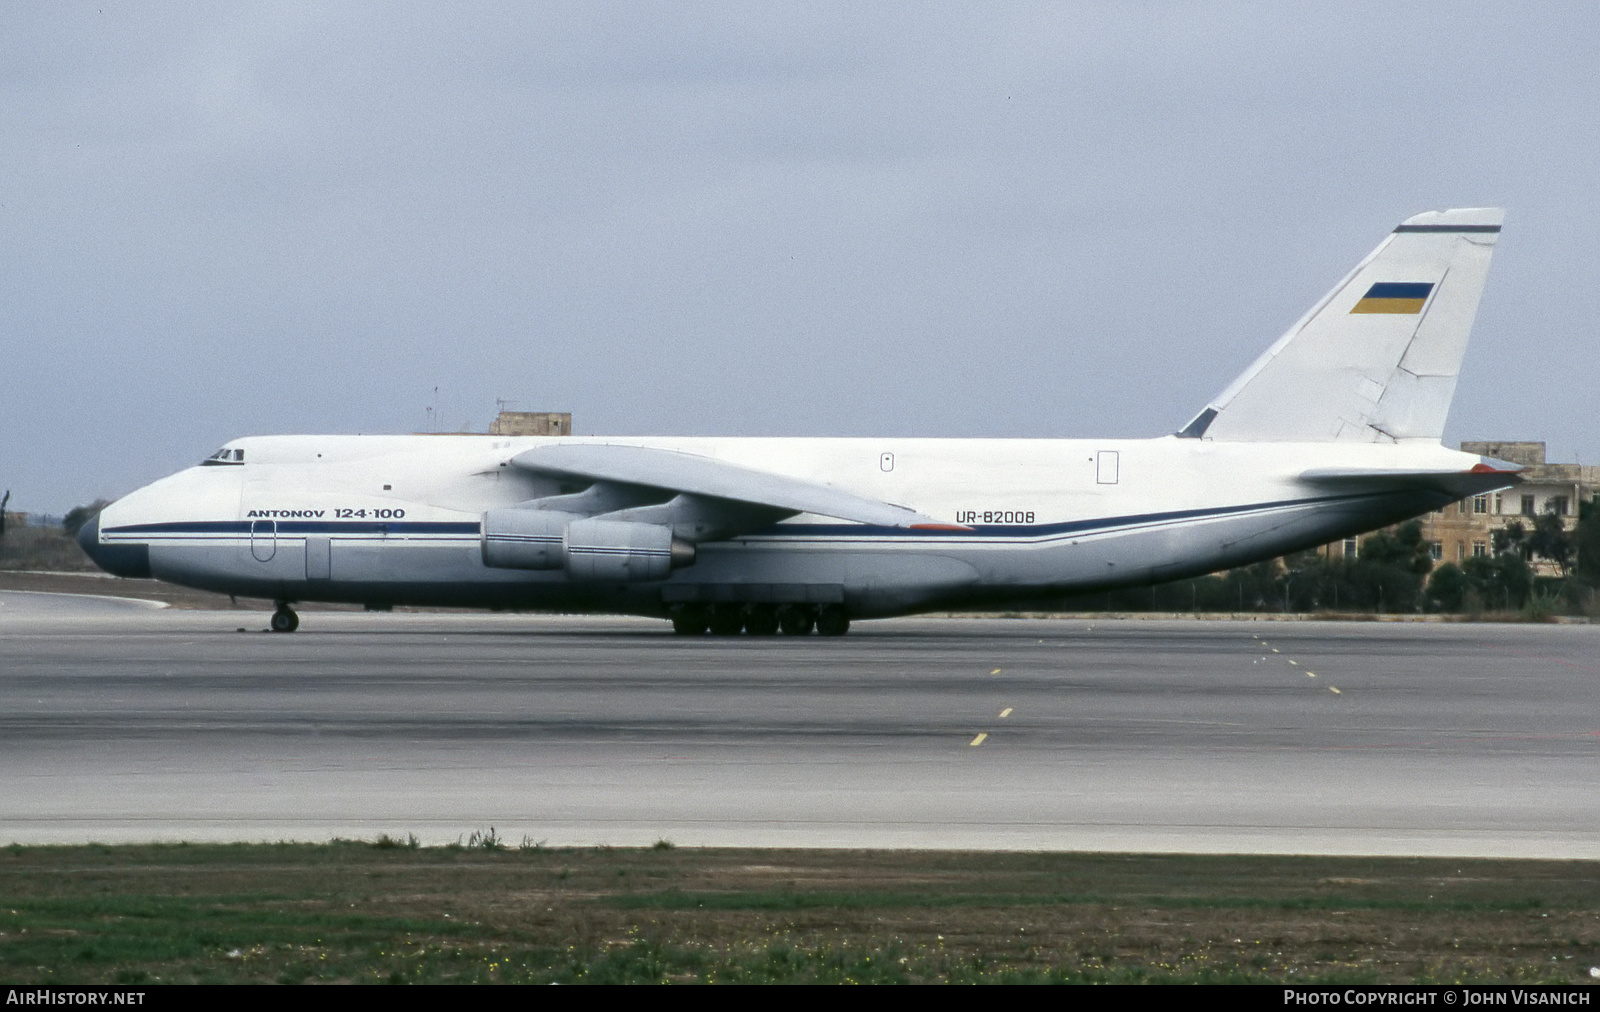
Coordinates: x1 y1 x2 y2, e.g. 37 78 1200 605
416 411 573 437
488 411 572 436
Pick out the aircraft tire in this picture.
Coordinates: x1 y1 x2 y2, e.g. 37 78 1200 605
777 605 814 636
270 605 299 633
670 605 708 635
707 604 745 636
815 606 850 637
744 604 779 635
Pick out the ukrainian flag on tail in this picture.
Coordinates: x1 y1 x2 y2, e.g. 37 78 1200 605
1350 282 1434 314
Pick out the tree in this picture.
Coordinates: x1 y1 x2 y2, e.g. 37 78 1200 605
61 500 110 537
1493 520 1529 560
1527 508 1576 575
1461 553 1532 611
1360 520 1434 575
1577 499 1600 587
1426 563 1469 612
0 489 8 538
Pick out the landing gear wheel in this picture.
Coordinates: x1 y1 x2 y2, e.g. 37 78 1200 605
670 605 708 635
743 604 779 636
815 605 850 637
270 604 299 633
778 605 815 636
707 604 745 636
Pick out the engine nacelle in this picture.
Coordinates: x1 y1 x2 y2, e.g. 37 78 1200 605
564 518 695 581
482 510 694 580
481 509 575 570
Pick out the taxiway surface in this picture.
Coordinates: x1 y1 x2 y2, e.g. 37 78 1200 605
3 594 1597 855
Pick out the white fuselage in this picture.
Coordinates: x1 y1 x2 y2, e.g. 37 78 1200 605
80 208 1516 628
89 434 1500 618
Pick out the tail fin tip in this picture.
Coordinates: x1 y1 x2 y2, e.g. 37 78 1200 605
1394 207 1505 233
1182 207 1505 444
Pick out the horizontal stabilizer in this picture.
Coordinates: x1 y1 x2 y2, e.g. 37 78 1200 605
1181 208 1504 443
512 443 946 528
1298 457 1522 497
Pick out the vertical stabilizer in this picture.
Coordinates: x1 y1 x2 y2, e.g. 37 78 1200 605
1178 208 1503 443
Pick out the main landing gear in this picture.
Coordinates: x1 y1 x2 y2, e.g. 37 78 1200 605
270 602 299 633
670 603 849 637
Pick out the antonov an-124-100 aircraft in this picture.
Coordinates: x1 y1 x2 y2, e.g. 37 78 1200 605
82 208 1520 635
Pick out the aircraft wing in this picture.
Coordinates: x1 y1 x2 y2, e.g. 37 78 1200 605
510 443 952 529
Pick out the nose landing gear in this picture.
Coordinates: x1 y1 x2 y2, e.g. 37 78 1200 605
270 602 299 633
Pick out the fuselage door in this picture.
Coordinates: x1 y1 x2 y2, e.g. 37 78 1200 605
250 519 277 562
305 535 331 579
1096 450 1120 485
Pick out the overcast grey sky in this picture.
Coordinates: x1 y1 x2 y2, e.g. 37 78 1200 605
3 2 1597 513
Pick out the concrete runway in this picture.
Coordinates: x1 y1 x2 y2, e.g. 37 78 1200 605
0 588 167 616
3 592 1598 856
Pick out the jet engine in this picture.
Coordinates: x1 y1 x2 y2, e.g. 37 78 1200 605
563 518 695 581
481 509 694 580
481 509 574 570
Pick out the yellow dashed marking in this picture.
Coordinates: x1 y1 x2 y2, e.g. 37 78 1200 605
1253 636 1333 691
989 668 1002 675
998 708 1013 719
969 733 988 747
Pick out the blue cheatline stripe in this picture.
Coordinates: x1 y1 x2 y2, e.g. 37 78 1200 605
105 520 482 536
1362 282 1433 299
753 492 1367 541
1392 224 1500 234
102 492 1375 545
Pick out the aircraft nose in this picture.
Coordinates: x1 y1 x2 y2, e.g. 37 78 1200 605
75 511 98 556
76 509 152 579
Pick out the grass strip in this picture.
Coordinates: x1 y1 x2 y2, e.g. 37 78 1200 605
3 843 1598 984
611 888 1558 914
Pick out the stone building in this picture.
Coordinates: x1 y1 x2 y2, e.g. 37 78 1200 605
487 411 572 436
419 411 573 437
1324 441 1598 576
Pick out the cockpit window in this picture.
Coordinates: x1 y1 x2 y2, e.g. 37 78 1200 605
203 447 245 466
